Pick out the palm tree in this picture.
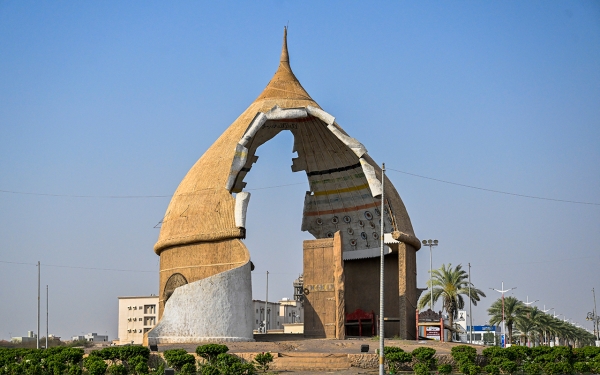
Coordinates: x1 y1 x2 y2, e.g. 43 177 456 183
417 263 486 335
515 306 545 346
487 296 525 345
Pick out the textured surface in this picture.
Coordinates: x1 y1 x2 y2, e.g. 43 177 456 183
152 28 420 341
148 262 253 343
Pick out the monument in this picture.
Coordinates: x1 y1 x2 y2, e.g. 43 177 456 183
147 29 421 344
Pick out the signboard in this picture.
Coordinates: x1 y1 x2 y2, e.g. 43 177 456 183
425 326 441 340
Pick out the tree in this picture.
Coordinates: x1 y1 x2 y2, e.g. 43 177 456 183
417 263 486 336
487 296 525 345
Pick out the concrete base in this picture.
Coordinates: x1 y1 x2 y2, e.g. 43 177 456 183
147 262 254 343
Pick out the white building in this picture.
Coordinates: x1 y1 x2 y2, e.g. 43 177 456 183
117 295 159 345
71 332 109 342
11 331 37 344
252 298 303 333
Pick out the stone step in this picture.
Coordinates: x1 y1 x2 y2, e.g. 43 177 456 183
272 353 350 371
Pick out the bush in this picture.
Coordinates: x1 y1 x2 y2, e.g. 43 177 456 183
84 356 108 375
551 346 574 364
544 361 573 375
200 365 220 375
573 362 590 374
414 362 431 375
504 346 530 364
413 347 437 369
213 353 255 375
196 344 229 364
499 360 517 375
253 352 273 373
438 364 453 375
451 346 477 365
387 351 413 373
522 362 541 375
484 365 500 375
180 362 197 375
107 364 127 375
163 349 195 372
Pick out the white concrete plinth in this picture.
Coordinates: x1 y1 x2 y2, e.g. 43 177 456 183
148 262 254 343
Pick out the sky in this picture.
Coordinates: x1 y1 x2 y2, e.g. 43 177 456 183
1 1 599 341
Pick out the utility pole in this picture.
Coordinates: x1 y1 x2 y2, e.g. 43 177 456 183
490 282 516 348
46 285 48 349
37 261 40 349
264 271 269 333
378 163 385 375
468 263 472 344
421 239 439 310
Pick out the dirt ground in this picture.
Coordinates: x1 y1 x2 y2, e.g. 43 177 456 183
157 335 484 355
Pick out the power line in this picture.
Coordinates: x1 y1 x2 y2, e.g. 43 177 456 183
387 168 599 206
1 167 597 205
0 260 154 273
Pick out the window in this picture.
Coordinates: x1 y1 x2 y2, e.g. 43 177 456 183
256 320 259 324
256 309 258 313
144 305 156 314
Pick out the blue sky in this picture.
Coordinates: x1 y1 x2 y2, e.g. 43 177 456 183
1 1 599 341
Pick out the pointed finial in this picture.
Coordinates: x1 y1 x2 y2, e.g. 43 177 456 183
280 26 289 63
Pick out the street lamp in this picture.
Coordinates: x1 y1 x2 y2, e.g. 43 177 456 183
491 282 516 348
587 288 599 341
523 296 539 307
421 239 438 310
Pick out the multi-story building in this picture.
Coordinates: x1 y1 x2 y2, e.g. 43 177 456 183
252 298 303 333
11 331 37 344
71 332 109 342
117 295 158 345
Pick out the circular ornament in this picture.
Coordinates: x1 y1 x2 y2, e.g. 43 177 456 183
343 215 352 223
364 211 373 220
350 239 357 246
332 216 339 224
347 228 354 235
304 288 310 295
358 220 365 227
373 232 379 240
316 218 323 225
360 232 368 240
374 208 381 216
326 232 334 238
369 221 376 229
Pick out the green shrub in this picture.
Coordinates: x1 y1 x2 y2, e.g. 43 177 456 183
196 344 229 364
573 361 590 374
128 355 149 375
67 363 83 375
499 360 517 375
84 356 108 375
522 362 541 375
551 346 574 364
451 346 477 365
413 347 437 369
414 362 431 375
213 353 255 375
180 362 197 375
543 361 573 375
438 364 453 375
482 347 504 361
504 346 530 364
107 364 127 375
163 349 195 371
200 365 220 375
484 365 500 375
253 352 273 373
387 351 413 373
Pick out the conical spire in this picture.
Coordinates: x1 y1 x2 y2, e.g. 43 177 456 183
256 27 312 101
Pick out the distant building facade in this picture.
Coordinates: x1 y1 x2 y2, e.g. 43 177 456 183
71 333 108 342
252 298 303 333
117 295 159 345
11 331 37 344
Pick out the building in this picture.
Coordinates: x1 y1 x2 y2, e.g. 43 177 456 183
252 298 304 333
148 28 421 343
11 331 37 344
71 333 109 343
117 295 158 345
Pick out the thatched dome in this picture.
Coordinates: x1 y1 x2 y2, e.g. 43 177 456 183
155 28 420 262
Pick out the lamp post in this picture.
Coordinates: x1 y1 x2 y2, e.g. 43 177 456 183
587 288 599 341
490 282 516 348
523 296 539 307
421 239 438 310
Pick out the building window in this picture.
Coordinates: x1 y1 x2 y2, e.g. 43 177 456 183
144 305 156 314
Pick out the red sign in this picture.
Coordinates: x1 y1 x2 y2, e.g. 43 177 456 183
425 326 441 339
